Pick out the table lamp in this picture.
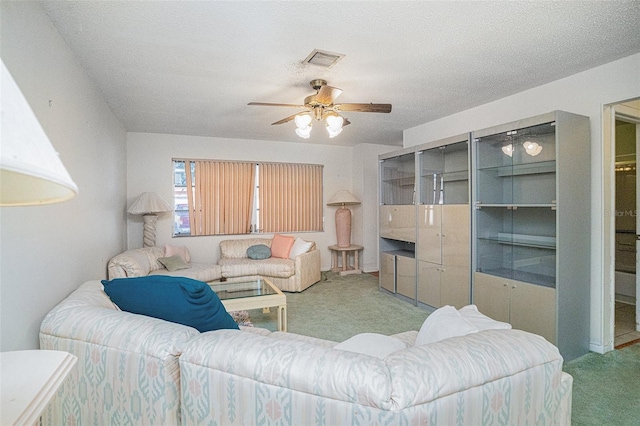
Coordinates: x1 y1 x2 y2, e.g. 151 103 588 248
327 190 361 247
128 192 173 247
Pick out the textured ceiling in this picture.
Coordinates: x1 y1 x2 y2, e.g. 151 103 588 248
39 1 640 147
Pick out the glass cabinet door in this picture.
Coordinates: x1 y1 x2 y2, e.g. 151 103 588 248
474 121 557 287
380 153 415 205
418 141 468 205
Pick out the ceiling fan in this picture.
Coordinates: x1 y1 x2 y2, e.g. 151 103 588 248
248 79 392 138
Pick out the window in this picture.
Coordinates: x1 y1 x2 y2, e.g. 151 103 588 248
173 160 323 236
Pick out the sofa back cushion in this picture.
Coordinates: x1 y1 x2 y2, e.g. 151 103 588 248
220 237 316 260
102 276 239 332
220 238 273 259
108 246 164 277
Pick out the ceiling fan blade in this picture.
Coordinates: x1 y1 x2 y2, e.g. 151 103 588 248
335 103 392 113
314 85 342 105
271 113 300 125
248 102 304 108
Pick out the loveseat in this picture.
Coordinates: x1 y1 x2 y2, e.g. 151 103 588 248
40 281 573 425
107 245 222 282
218 236 321 292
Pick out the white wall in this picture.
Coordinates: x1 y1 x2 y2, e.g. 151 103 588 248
352 143 397 271
404 53 640 353
0 2 128 350
126 133 397 271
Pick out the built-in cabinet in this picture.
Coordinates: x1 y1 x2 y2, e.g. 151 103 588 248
416 139 470 309
379 136 470 307
472 111 590 360
379 150 417 300
379 111 590 361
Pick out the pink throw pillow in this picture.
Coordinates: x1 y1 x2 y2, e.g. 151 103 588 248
165 244 191 263
270 234 295 259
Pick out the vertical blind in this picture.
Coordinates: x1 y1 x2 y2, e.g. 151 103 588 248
258 163 323 233
180 160 322 235
186 160 255 235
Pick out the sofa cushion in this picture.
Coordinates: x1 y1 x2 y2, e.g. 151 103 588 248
247 244 271 260
459 304 512 331
334 333 408 359
271 234 295 258
220 238 273 259
158 255 190 272
148 262 222 282
415 305 478 345
218 257 295 278
289 237 314 259
101 276 239 332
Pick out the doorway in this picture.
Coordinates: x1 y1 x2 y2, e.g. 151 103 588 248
606 98 640 350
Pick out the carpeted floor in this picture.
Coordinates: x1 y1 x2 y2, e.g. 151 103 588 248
248 271 640 424
564 344 640 425
249 271 429 341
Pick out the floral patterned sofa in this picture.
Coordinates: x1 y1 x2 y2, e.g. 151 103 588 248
40 280 573 425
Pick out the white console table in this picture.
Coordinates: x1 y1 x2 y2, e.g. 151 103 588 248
1 350 77 425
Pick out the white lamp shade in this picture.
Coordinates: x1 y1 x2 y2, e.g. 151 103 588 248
1 59 78 206
327 190 361 206
128 192 173 214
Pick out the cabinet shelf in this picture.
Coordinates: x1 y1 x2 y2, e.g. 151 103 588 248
478 160 556 177
475 267 556 288
383 249 415 259
478 233 556 249
475 203 556 209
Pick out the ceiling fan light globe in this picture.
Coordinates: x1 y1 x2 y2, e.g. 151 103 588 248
295 126 312 139
294 114 312 129
326 115 344 132
326 125 343 138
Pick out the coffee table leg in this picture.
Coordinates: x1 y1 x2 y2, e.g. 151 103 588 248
277 305 287 332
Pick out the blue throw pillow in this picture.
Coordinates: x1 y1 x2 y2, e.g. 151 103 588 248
101 276 239 332
247 244 271 260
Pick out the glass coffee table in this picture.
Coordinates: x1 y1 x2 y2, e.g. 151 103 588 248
209 278 287 331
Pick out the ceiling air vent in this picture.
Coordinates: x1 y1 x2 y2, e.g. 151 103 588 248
303 49 345 68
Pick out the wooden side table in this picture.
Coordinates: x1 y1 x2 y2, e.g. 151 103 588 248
329 244 363 276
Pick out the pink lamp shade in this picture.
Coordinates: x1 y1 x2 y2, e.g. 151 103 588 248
327 190 361 248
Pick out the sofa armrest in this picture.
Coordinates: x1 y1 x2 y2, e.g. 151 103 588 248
386 329 565 408
107 247 164 279
180 329 395 410
295 247 321 289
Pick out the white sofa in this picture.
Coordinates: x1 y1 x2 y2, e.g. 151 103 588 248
218 237 321 292
40 281 573 425
107 246 222 282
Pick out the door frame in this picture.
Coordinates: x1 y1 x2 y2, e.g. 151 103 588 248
603 99 640 352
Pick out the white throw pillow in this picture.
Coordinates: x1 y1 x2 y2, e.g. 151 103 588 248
415 305 479 346
288 238 313 260
334 333 408 359
459 304 512 331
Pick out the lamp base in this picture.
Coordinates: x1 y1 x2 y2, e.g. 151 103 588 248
142 214 158 247
335 207 352 248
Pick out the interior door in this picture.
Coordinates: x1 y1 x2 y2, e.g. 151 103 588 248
635 119 640 333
